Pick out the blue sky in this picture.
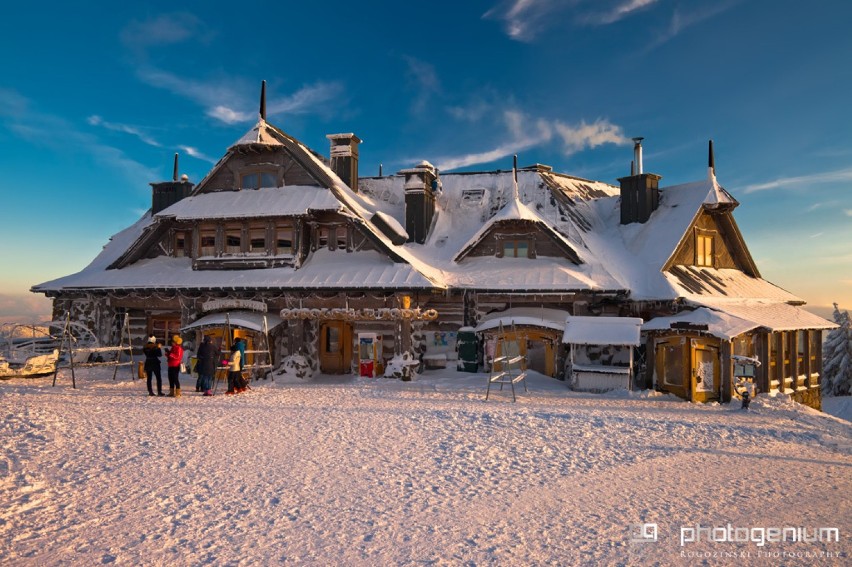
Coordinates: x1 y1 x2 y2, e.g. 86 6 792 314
1 0 850 320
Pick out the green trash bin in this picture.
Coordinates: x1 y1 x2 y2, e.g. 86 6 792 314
456 327 479 372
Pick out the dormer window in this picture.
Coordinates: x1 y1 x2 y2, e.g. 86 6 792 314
224 226 242 254
695 230 715 267
502 240 530 258
276 223 293 255
240 171 278 190
199 230 216 257
248 224 267 254
173 231 188 258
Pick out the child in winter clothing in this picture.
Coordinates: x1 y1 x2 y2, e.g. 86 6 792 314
226 344 246 394
166 335 184 397
143 336 164 396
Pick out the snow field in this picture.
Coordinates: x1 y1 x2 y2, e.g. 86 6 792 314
1 368 849 566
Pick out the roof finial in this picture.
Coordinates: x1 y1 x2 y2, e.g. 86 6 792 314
260 80 267 121
708 139 715 179
512 154 520 201
172 152 179 182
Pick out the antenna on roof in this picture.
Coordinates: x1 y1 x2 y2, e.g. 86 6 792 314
259 80 267 121
379 163 383 177
172 153 179 182
708 139 716 179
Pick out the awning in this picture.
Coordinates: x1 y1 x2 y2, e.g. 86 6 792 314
563 316 643 346
474 307 570 333
688 300 836 332
182 310 284 333
642 302 836 341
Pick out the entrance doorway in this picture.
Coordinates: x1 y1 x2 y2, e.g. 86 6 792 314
655 337 720 402
319 320 353 374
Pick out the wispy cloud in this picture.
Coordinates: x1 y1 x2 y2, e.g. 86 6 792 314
435 109 628 170
402 55 442 115
136 66 343 125
87 115 162 147
643 1 739 51
120 12 210 54
577 0 658 26
484 0 570 42
179 145 216 164
0 88 157 183
845 209 852 217
485 0 661 41
742 167 852 194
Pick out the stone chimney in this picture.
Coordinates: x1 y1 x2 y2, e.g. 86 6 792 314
617 138 662 224
151 153 194 215
400 161 438 244
327 133 361 192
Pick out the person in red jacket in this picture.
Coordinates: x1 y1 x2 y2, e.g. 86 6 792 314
166 335 185 397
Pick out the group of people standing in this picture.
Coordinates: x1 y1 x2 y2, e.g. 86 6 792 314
142 334 249 397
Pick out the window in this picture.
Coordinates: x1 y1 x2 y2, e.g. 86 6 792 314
150 317 181 345
502 240 529 258
174 231 187 258
199 230 216 257
248 225 266 254
224 228 242 254
276 224 293 255
318 227 330 249
240 171 278 190
696 232 714 267
335 227 347 250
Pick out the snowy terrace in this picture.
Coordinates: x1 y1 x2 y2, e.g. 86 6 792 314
1 367 849 565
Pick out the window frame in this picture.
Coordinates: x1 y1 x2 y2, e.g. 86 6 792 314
239 169 280 190
695 229 715 267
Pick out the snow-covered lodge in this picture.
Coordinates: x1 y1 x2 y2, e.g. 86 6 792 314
33 86 834 408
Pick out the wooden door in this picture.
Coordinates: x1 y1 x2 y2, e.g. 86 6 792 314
655 337 689 399
320 321 352 374
691 340 720 402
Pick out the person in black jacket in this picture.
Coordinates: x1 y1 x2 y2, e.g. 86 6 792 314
196 335 219 396
143 336 164 396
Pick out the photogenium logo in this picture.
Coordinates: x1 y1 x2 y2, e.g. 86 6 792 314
680 524 840 547
629 523 658 544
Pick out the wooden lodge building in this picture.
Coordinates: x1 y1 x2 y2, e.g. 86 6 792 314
33 85 835 408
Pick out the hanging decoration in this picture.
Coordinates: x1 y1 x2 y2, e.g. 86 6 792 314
279 307 438 321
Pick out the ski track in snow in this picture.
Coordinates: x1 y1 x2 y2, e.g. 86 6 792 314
1 369 850 566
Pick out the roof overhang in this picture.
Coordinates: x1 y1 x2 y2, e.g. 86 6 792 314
474 307 571 333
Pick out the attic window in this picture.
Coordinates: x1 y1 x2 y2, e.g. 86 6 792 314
695 230 715 267
240 171 278 190
502 240 530 258
461 188 486 207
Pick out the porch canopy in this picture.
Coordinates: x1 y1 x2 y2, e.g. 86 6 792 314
474 307 571 333
562 316 643 346
182 310 284 333
642 301 835 341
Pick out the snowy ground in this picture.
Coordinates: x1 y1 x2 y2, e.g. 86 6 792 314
1 368 850 566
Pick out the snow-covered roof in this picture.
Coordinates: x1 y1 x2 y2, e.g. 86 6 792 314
156 186 342 220
563 316 643 346
182 310 284 332
474 307 571 333
689 299 837 332
642 308 759 340
230 119 285 148
34 250 434 292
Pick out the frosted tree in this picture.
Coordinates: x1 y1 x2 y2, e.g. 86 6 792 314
822 303 852 396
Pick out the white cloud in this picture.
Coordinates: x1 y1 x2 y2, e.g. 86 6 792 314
484 0 568 42
402 55 442 115
179 145 216 164
136 66 343 125
435 109 628 170
120 12 208 52
643 1 739 51
577 0 658 26
87 115 162 147
742 167 852 194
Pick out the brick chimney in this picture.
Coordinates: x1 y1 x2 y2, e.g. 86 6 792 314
327 133 361 192
617 138 661 224
151 153 194 215
400 161 438 244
